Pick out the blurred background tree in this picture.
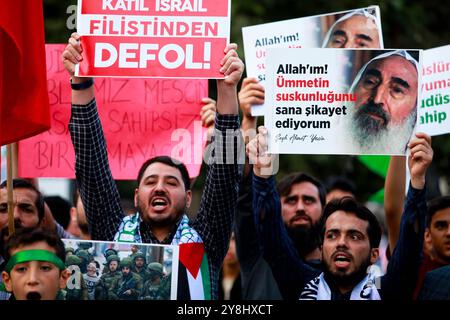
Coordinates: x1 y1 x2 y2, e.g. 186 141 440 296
43 0 450 204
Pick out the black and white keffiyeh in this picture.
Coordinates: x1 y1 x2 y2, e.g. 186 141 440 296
299 272 381 300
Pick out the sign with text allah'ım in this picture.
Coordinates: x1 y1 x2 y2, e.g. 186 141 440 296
242 6 383 116
417 45 450 136
18 44 208 179
265 48 421 156
75 0 230 78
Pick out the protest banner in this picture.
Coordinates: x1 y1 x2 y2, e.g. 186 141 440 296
62 239 178 300
75 0 230 78
417 45 450 136
265 48 421 156
242 6 383 116
18 44 208 179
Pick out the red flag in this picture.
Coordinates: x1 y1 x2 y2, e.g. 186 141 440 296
179 243 205 278
0 0 50 146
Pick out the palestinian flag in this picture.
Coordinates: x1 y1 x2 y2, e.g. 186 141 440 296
177 243 211 300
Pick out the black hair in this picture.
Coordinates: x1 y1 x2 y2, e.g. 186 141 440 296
44 196 72 229
325 175 356 197
0 179 45 221
277 172 326 207
427 195 450 227
137 156 191 191
320 196 382 248
4 227 66 264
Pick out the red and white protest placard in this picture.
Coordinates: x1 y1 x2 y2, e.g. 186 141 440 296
18 44 209 179
75 0 230 78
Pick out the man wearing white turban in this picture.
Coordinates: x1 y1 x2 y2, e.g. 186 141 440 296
347 50 419 154
322 9 382 49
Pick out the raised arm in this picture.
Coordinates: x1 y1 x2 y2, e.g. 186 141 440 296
62 33 124 240
192 43 244 268
247 127 320 299
238 78 263 134
62 33 94 105
384 156 407 256
381 132 432 300
234 77 262 277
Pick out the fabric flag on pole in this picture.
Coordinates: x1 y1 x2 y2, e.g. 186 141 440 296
0 0 50 146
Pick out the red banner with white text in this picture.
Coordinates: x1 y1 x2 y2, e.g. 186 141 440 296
75 0 230 78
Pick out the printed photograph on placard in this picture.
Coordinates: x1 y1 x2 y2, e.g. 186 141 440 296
265 48 421 156
242 6 384 115
61 239 178 300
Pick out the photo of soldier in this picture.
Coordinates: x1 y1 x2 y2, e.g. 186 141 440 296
109 257 143 300
129 245 139 260
75 249 90 274
132 252 149 282
61 240 176 299
95 254 121 300
101 248 119 274
140 262 169 300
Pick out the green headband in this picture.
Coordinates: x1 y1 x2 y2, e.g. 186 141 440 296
5 250 65 273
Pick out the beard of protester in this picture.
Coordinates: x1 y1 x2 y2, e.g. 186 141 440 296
350 99 417 154
136 193 187 228
324 251 373 290
287 223 321 258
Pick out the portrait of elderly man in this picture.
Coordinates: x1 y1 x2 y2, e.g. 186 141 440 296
322 9 382 49
347 50 419 154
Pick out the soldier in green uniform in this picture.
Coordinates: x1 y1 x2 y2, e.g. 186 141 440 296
75 249 90 273
104 248 118 259
140 262 170 300
101 248 119 274
109 258 143 300
64 255 88 300
128 245 139 260
132 252 149 282
95 254 121 300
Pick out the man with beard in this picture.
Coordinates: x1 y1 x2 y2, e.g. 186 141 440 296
348 50 419 154
248 125 431 299
276 173 326 267
95 254 121 300
62 32 244 300
109 257 142 300
322 9 381 49
230 78 326 299
132 252 149 282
